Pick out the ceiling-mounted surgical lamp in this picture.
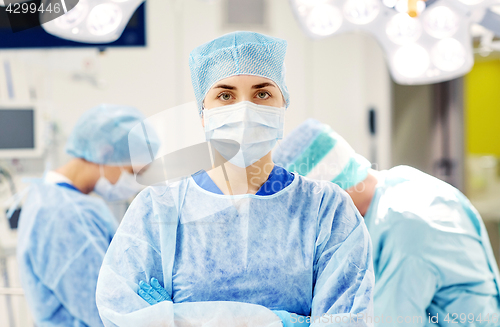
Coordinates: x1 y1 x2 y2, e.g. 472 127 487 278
40 0 144 43
290 0 500 85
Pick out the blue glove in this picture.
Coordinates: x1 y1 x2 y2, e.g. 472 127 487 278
272 310 310 327
137 278 171 305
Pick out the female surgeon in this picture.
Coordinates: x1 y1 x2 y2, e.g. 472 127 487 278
96 31 374 327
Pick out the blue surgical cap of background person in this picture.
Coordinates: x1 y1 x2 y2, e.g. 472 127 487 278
189 31 290 115
66 104 149 166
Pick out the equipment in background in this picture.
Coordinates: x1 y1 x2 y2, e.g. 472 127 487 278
0 164 18 327
40 0 145 44
0 105 41 230
289 0 500 85
369 108 378 166
0 165 20 229
0 105 42 158
0 1 146 48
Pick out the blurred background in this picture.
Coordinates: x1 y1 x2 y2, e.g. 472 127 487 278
0 0 499 325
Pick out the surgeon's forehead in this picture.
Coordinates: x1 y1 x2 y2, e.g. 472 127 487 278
210 75 279 90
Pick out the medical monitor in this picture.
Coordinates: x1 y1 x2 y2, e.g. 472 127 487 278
0 105 42 158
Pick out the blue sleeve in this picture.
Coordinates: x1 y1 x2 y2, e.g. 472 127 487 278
96 187 172 327
374 255 438 327
311 188 375 326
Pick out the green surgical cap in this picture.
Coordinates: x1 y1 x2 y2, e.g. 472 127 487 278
273 118 371 190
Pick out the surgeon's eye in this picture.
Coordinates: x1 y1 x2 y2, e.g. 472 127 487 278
218 92 233 101
256 91 271 100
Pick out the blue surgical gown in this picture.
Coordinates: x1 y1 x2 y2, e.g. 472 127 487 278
96 172 374 326
365 166 500 326
17 182 118 326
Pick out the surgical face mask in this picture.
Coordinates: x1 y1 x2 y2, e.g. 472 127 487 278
94 166 144 202
203 101 285 168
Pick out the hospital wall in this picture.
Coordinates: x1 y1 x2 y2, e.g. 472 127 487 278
464 59 500 264
392 83 434 174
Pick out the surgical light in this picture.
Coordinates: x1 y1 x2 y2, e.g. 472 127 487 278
393 44 430 78
423 6 459 39
289 0 490 85
386 13 422 44
458 0 485 4
431 38 467 71
54 1 88 29
306 3 343 36
344 0 380 25
394 0 426 15
40 0 144 43
383 0 398 8
87 3 123 36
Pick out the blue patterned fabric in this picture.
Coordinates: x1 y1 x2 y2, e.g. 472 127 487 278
66 104 151 165
274 119 371 190
17 182 118 327
189 31 290 114
96 175 374 326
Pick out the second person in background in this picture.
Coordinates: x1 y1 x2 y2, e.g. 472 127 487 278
17 105 149 327
274 118 500 327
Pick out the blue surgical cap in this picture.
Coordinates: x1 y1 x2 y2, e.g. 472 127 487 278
66 104 148 166
273 119 372 190
189 31 290 114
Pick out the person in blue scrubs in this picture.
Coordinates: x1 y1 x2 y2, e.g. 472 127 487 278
17 104 150 327
96 32 375 327
273 118 500 326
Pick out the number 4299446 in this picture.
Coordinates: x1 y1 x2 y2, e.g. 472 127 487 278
6 1 63 14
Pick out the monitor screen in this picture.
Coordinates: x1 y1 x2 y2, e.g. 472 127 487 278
0 109 35 149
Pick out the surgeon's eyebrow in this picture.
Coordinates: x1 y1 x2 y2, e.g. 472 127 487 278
252 83 276 89
213 84 236 90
